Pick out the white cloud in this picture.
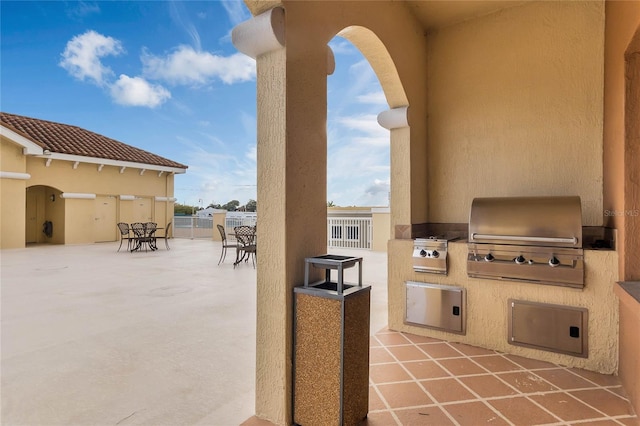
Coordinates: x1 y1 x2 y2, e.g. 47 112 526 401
142 46 255 85
338 114 389 140
357 91 387 105
66 1 101 20
110 75 171 108
329 38 356 55
365 179 390 196
59 30 124 86
220 0 250 25
168 0 201 51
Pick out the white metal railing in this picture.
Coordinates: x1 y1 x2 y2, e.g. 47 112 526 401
173 212 372 249
225 212 257 239
173 216 213 239
327 217 372 249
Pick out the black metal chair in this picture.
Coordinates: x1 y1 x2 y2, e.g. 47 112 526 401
130 222 151 252
157 221 172 250
117 222 133 252
144 222 158 250
233 225 257 268
217 224 237 265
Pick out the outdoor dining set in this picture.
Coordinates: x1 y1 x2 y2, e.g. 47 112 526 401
217 224 257 268
117 222 171 253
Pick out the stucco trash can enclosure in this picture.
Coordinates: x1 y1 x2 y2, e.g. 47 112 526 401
293 255 371 426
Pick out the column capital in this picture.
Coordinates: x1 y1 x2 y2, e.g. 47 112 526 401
377 106 409 130
232 7 285 59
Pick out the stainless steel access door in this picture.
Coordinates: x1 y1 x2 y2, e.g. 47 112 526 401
405 282 465 334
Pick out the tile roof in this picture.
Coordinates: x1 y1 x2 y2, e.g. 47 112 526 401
0 112 187 170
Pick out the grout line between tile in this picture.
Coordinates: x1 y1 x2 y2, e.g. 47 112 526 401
373 331 639 426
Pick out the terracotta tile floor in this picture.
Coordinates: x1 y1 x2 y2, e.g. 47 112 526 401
366 329 638 426
243 329 638 426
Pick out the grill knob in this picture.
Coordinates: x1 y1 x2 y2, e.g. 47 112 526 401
484 253 495 262
515 255 526 265
419 249 427 257
431 250 440 258
549 256 560 267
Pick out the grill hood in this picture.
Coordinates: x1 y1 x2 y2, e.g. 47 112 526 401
469 196 582 248
467 196 584 288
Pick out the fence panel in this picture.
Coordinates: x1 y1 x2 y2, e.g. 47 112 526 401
225 212 257 239
327 217 371 249
172 216 213 239
173 213 372 249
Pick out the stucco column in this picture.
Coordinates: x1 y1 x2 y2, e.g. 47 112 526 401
235 8 329 424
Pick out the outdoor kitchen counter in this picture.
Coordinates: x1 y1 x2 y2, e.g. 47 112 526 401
390 239 620 374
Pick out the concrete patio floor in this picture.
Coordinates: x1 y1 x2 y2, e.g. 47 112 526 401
1 239 388 425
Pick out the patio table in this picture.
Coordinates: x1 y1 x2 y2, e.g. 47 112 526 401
130 223 162 252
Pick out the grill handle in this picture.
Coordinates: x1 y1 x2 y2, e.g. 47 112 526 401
471 233 577 245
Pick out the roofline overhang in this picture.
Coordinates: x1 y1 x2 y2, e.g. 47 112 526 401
0 125 44 155
34 152 187 174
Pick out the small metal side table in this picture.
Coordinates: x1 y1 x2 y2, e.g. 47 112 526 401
293 254 371 426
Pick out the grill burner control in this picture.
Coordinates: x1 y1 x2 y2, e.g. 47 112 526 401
515 255 526 265
419 249 439 258
549 257 560 267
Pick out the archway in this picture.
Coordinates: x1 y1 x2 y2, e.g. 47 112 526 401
25 185 63 244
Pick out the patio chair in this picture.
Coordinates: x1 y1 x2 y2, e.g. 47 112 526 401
233 225 257 268
145 222 158 250
130 222 152 252
217 224 237 265
157 221 172 250
117 222 133 252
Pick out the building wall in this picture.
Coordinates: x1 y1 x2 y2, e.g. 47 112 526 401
0 136 178 248
388 0 620 374
604 0 640 416
426 1 604 225
371 208 390 252
0 139 27 248
604 0 640 280
27 158 169 196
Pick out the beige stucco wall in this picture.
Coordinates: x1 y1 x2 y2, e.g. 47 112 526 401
604 1 640 416
426 1 605 225
389 240 619 374
603 1 640 280
211 212 226 241
386 0 618 374
371 209 390 252
0 141 178 247
27 159 170 196
1 139 28 248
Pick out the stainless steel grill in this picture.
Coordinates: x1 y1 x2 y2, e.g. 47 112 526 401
467 196 584 288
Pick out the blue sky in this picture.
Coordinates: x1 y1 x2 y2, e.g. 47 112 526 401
1 1 390 208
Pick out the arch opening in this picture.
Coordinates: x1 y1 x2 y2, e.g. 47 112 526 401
26 185 64 244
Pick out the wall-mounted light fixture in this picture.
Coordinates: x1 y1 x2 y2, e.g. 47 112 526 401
50 194 55 202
